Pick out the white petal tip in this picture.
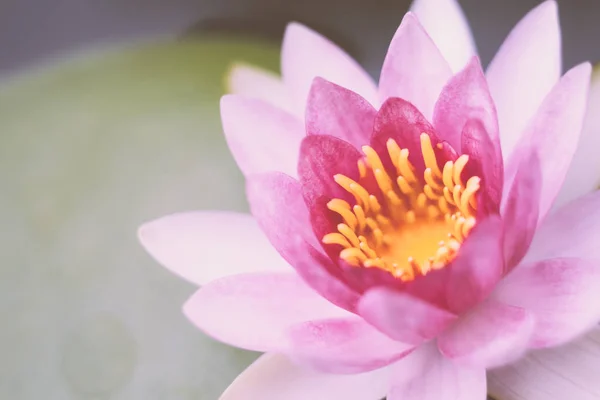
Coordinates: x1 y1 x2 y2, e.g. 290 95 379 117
534 0 559 19
284 22 310 40
568 62 593 81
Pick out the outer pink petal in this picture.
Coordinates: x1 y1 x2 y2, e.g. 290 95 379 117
555 66 600 207
433 56 499 154
486 0 561 159
526 190 600 262
247 173 360 311
438 300 534 368
306 78 376 150
488 327 600 400
183 272 351 352
137 211 288 286
247 172 319 257
286 235 361 313
287 317 414 374
445 216 504 313
493 258 600 348
226 63 299 117
358 288 456 345
388 343 487 400
504 62 592 219
501 150 542 270
220 353 391 400
281 22 379 109
379 12 452 121
410 0 476 73
220 95 304 177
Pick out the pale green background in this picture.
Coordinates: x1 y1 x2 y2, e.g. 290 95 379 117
0 38 279 399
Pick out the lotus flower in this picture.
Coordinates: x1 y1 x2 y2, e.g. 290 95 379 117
138 0 600 399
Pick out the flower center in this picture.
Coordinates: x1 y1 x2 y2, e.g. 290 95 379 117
322 134 481 281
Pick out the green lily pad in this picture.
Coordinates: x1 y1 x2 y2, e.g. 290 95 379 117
0 37 279 399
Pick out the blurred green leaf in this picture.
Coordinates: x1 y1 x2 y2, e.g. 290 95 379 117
0 37 279 399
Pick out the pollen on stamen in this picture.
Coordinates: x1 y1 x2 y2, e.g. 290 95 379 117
321 134 482 281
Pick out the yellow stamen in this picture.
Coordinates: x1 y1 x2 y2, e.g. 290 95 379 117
323 233 352 248
353 205 366 231
338 223 360 248
453 155 469 187
420 133 442 177
321 135 481 281
327 199 358 230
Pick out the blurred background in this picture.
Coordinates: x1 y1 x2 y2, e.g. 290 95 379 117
1 0 599 399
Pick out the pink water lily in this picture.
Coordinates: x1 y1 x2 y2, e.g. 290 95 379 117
138 0 600 399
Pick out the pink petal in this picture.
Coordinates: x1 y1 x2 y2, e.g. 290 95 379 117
220 95 304 177
247 173 360 311
461 119 503 212
555 68 600 207
226 63 299 117
220 353 391 400
371 97 437 173
493 258 600 348
433 57 499 154
438 300 534 368
445 216 504 313
504 62 592 219
287 235 361 312
488 326 600 400
410 0 476 73
137 211 288 286
183 272 351 352
298 134 362 206
388 343 487 400
486 0 561 159
306 78 376 150
501 150 542 270
246 172 319 257
287 317 414 374
526 190 600 262
281 22 379 109
358 288 456 345
379 12 453 121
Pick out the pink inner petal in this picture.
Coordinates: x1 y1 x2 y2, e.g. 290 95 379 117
370 97 438 173
306 77 376 150
461 118 503 213
433 56 500 155
445 216 504 314
298 135 363 207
